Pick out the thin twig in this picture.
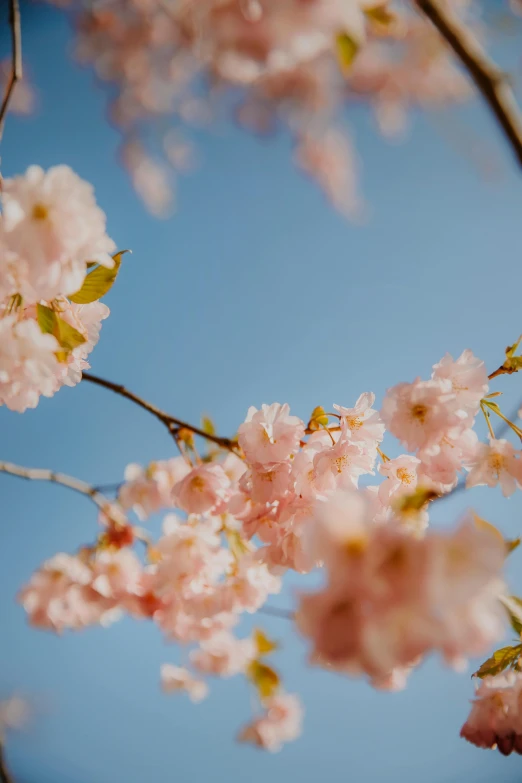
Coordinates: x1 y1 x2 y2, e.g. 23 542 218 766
258 606 295 621
81 372 239 453
0 460 110 512
0 0 22 142
416 0 522 168
0 741 14 783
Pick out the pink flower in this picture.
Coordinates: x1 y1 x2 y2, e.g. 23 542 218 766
466 439 522 497
432 350 488 419
381 378 463 452
0 316 60 412
238 403 304 465
90 549 144 602
334 392 385 446
297 492 505 682
240 462 292 504
225 553 282 614
190 631 256 677
313 430 375 492
239 693 303 752
1 165 115 301
461 672 522 755
18 553 120 631
418 428 478 492
160 664 208 703
152 515 232 599
378 455 420 504
119 457 190 519
173 463 231 514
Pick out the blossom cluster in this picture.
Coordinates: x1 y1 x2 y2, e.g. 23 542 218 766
461 671 522 755
48 0 477 215
17 345 522 750
0 165 116 412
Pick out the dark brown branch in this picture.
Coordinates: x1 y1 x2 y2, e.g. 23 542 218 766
0 0 22 142
81 372 238 452
0 742 14 783
416 0 522 168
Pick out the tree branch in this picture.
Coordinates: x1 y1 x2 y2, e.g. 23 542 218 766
416 0 522 168
0 742 14 783
81 372 239 453
0 0 22 142
0 460 111 512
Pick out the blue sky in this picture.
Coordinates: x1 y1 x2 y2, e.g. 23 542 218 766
1 3 522 782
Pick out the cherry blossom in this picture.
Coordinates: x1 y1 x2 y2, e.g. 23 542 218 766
238 403 304 466
298 492 505 682
173 464 231 514
461 672 522 755
432 349 488 420
334 392 385 446
190 631 256 677
160 664 208 703
466 439 522 497
119 457 190 519
239 692 303 752
18 553 120 632
381 378 464 452
0 316 60 412
1 165 115 302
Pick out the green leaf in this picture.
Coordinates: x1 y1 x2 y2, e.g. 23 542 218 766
36 303 56 335
247 660 280 701
335 33 359 72
254 629 278 657
69 250 129 304
37 304 86 360
474 645 522 678
505 336 522 359
201 416 216 437
308 406 329 431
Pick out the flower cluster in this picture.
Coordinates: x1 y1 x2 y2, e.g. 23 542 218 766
16 346 522 750
49 0 474 215
297 491 505 686
0 165 116 412
461 672 522 755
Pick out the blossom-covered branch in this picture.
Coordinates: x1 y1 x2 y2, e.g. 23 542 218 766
81 371 239 452
0 0 22 142
416 0 522 168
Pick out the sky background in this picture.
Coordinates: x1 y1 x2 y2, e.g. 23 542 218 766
1 2 522 781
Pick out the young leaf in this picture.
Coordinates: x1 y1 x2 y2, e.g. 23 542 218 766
201 416 216 436
254 629 278 657
36 303 57 335
69 250 129 304
336 33 359 72
308 405 329 431
247 660 280 701
395 486 438 514
474 645 522 679
37 304 86 359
